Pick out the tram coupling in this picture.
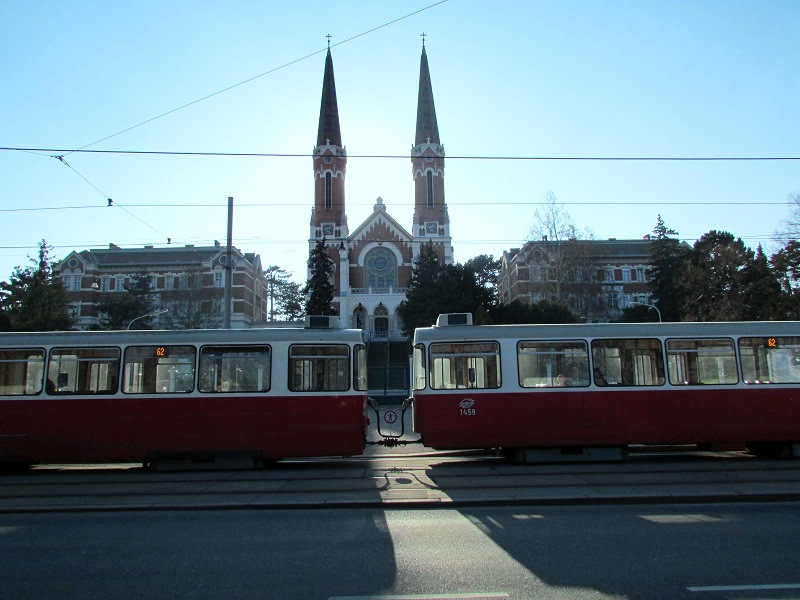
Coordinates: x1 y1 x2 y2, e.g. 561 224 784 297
366 396 421 446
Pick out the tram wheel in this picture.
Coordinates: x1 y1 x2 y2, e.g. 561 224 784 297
0 461 33 473
746 442 793 458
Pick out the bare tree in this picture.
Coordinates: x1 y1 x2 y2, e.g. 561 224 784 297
529 191 577 243
162 268 221 330
775 191 800 245
526 192 599 315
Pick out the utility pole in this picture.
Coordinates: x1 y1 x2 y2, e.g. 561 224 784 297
224 196 233 329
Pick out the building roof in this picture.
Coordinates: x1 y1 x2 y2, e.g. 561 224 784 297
518 238 653 261
65 245 258 269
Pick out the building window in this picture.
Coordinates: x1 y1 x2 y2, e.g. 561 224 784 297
150 275 158 290
426 171 434 207
67 303 80 319
214 272 223 288
605 269 614 283
636 268 646 283
63 275 81 291
365 247 397 288
115 278 125 292
622 269 631 283
100 277 110 292
325 172 332 210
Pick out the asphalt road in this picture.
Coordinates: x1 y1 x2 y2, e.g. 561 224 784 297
1 502 799 599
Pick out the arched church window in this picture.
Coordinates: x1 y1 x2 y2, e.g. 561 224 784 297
365 247 397 288
426 171 434 207
325 173 332 210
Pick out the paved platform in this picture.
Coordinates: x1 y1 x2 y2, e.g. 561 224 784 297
2 452 800 513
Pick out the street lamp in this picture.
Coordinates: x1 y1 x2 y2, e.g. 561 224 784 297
127 309 168 330
630 301 662 323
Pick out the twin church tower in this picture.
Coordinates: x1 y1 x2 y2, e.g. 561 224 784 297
308 43 453 338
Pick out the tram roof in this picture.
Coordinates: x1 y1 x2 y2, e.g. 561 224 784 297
0 327 365 348
413 319 800 343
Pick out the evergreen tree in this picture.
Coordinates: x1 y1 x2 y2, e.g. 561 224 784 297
465 254 501 294
97 269 155 329
397 242 442 336
741 244 784 320
399 245 513 334
677 231 783 322
613 304 660 323
281 281 305 322
0 240 73 331
437 262 496 318
265 265 305 321
649 215 689 321
487 299 576 324
303 239 336 316
771 240 800 318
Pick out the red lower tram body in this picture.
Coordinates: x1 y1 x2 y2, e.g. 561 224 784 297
0 395 368 465
413 388 800 452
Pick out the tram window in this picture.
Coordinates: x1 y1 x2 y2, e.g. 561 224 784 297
198 345 271 393
123 345 196 394
429 342 501 390
0 349 45 395
739 337 800 384
412 344 427 390
289 345 349 392
666 339 738 385
517 340 590 388
591 338 665 386
354 344 368 391
48 347 120 394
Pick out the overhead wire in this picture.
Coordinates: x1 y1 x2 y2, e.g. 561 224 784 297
62 0 449 156
3 146 799 161
1 0 791 265
0 198 792 214
7 1 451 254
49 154 172 242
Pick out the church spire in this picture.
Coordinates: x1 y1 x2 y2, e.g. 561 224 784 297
415 43 440 146
311 45 347 242
317 47 342 148
411 39 452 265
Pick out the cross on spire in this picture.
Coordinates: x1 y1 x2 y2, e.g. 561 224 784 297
326 34 331 49
420 32 426 47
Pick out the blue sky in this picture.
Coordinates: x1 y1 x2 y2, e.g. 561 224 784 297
1 0 798 283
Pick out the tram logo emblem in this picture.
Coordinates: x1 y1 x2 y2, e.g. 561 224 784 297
459 398 475 409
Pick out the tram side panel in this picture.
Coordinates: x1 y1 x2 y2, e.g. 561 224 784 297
0 328 369 466
411 319 800 453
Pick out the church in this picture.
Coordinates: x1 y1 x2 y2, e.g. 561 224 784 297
308 42 453 340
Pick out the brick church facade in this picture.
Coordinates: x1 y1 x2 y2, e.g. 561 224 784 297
308 43 453 340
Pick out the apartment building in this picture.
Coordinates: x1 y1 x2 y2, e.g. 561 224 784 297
498 238 654 322
56 243 269 329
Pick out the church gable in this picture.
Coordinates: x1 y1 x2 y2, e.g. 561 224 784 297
347 205 414 291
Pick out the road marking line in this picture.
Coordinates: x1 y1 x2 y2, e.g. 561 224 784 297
688 583 800 592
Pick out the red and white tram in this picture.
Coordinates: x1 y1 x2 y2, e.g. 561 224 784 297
0 317 368 467
411 314 800 459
